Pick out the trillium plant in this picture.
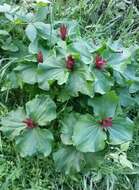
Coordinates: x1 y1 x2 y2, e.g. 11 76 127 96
0 2 139 175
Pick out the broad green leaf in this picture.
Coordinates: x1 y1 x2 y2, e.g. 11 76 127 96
94 70 113 94
2 43 19 52
61 112 79 145
108 117 133 145
0 108 26 138
29 39 38 54
35 6 49 21
0 30 9 36
113 70 125 85
0 4 11 13
123 65 139 81
118 88 135 107
25 24 37 42
107 49 131 66
34 22 51 37
129 82 139 93
16 128 53 157
34 22 57 43
83 39 103 53
65 63 94 97
100 44 132 76
71 39 102 64
53 146 85 174
72 114 106 152
1 71 22 91
72 39 92 64
107 39 124 52
88 91 119 118
14 62 38 84
25 95 56 126
37 56 69 90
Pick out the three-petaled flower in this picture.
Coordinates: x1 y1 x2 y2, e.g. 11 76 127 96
37 51 43 63
60 25 68 41
95 55 106 70
100 117 112 128
66 55 75 70
23 118 37 129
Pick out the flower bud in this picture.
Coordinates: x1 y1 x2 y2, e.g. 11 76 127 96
37 51 43 63
95 55 106 69
23 118 37 129
60 25 68 41
100 117 112 128
66 55 75 70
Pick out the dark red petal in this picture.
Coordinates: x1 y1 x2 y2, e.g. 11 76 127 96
23 118 37 129
60 25 68 41
37 51 43 63
100 117 112 128
66 55 75 70
95 55 106 70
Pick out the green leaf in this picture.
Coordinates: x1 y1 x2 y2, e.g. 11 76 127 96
129 82 139 93
35 7 49 21
107 39 124 52
88 91 119 118
53 146 85 174
72 114 106 152
72 39 92 64
25 95 56 126
29 39 38 54
34 22 57 43
2 43 19 52
65 63 94 97
71 39 102 63
25 24 37 42
108 117 133 145
100 43 132 76
1 71 22 91
14 62 38 85
107 49 131 66
16 128 53 157
37 56 69 90
0 30 9 36
94 70 113 94
0 4 11 13
0 108 26 138
118 88 135 107
61 112 79 145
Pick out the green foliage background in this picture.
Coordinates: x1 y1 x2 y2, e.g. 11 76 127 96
0 0 139 189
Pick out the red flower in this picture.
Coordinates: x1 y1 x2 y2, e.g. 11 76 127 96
23 118 37 129
66 55 75 70
60 25 68 41
95 55 106 70
100 117 112 128
37 51 43 63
